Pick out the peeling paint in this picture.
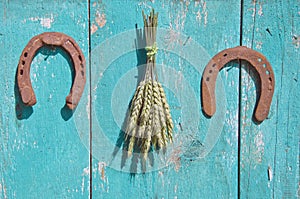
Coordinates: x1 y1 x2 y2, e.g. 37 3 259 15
25 14 54 28
83 167 89 176
254 131 264 163
95 11 106 28
91 24 98 34
258 4 263 16
95 162 109 192
167 145 181 172
81 167 90 195
255 41 262 49
194 1 208 25
40 16 54 28
91 1 106 34
98 162 107 181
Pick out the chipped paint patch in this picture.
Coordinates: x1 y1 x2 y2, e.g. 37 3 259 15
194 1 209 25
95 162 109 192
95 11 106 28
98 162 107 181
258 4 263 16
255 41 262 49
25 14 54 28
82 167 90 176
81 167 90 194
254 131 264 163
90 1 106 33
91 24 98 34
40 15 54 28
167 145 182 172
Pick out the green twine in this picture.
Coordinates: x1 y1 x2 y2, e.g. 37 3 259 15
145 42 158 61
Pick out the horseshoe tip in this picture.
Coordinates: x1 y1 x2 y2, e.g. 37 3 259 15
20 87 36 106
202 106 215 118
66 101 77 110
254 111 268 123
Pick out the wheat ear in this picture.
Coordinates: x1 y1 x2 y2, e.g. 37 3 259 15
139 81 153 126
157 82 173 142
126 81 146 156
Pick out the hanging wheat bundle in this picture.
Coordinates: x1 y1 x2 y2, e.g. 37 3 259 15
124 9 173 172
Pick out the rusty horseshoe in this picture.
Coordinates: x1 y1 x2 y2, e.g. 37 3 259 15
17 32 86 110
201 46 275 123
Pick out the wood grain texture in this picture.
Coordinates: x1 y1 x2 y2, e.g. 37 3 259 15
1 1 90 198
241 1 300 198
90 0 240 198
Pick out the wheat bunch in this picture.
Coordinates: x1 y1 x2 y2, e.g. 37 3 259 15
123 9 174 172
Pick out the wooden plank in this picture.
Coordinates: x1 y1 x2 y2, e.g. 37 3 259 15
1 1 90 198
90 0 241 198
241 1 300 198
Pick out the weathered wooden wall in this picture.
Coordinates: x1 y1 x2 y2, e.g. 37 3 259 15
0 0 299 198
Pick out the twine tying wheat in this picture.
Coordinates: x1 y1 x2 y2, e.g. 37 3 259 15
124 9 174 173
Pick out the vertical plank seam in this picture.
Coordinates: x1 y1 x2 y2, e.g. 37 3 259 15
238 0 244 198
88 0 93 198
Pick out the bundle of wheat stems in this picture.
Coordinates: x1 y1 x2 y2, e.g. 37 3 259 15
125 9 173 172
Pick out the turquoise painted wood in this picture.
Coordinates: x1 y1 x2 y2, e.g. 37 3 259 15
0 0 299 199
240 1 300 198
1 1 90 198
90 0 240 198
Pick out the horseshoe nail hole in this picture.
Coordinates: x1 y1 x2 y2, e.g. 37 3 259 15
24 52 28 57
20 69 23 75
81 71 84 76
266 70 270 75
223 53 227 57
263 64 266 68
22 60 25 65
206 77 210 81
268 77 272 83
212 63 216 67
258 58 262 62
209 70 213 73
80 63 84 68
78 55 82 61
